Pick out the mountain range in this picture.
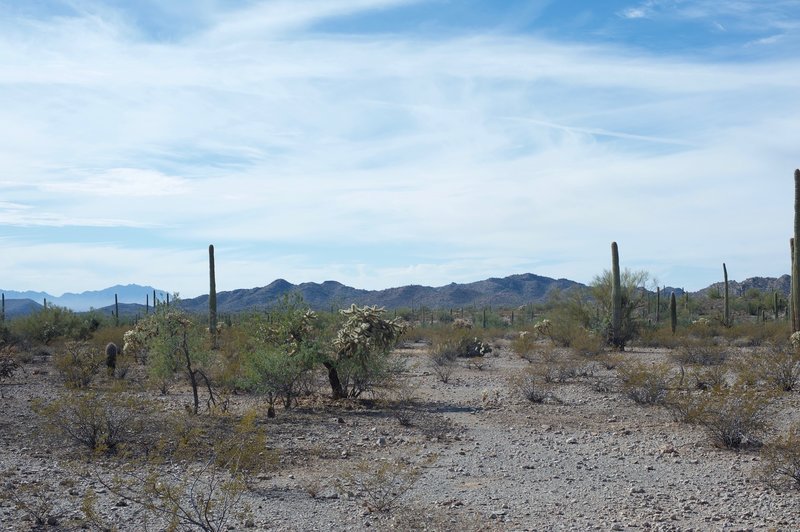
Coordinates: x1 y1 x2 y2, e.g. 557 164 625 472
0 273 792 319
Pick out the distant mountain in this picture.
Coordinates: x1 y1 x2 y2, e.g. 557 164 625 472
176 273 584 313
0 284 166 312
1 299 43 319
2 274 794 319
695 275 791 298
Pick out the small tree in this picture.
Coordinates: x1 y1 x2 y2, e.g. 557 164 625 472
323 305 405 399
145 307 217 414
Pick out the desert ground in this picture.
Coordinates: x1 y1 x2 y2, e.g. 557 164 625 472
2 333 800 532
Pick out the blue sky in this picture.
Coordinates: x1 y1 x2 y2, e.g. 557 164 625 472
1 0 799 298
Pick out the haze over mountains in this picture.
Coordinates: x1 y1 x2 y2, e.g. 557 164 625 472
0 274 792 319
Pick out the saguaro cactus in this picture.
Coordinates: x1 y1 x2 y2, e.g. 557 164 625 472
723 263 730 327
610 242 623 349
670 291 677 334
655 287 661 323
1 293 4 322
774 291 780 321
793 169 800 333
209 244 218 348
114 293 119 326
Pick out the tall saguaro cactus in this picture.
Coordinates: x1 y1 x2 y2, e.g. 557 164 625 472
670 291 677 334
610 241 623 349
793 169 800 333
655 287 661 323
1 293 4 322
114 293 119 326
723 263 730 327
209 244 218 348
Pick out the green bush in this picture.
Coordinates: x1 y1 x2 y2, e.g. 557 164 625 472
53 341 104 388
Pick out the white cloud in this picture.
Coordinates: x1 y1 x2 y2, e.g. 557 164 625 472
40 168 189 197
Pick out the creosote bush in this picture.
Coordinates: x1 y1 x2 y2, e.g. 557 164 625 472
337 455 436 513
617 361 673 405
53 340 104 388
753 344 800 391
510 368 555 403
761 424 800 489
695 386 770 449
33 390 141 455
0 345 20 397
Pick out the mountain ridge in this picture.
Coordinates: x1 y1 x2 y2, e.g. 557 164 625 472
1 274 792 318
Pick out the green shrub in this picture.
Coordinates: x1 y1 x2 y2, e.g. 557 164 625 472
54 340 104 388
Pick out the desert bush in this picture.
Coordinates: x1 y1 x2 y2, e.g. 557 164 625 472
0 345 20 397
11 305 94 345
337 455 435 513
568 328 605 357
761 424 800 489
54 340 104 388
0 477 59 527
238 345 311 416
665 390 707 423
34 390 141 454
695 386 770 449
510 369 555 403
617 361 673 405
635 325 679 349
428 341 458 383
670 338 727 367
752 345 800 392
688 364 729 390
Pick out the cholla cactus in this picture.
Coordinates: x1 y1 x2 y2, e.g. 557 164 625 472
790 331 800 350
334 304 405 359
533 319 552 338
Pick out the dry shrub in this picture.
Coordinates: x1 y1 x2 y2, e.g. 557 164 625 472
0 477 59 527
635 326 679 349
671 337 727 367
753 345 800 392
33 390 142 455
428 342 458 383
617 361 673 405
688 364 729 390
761 424 800 489
696 386 770 449
0 345 20 397
510 368 556 403
568 328 605 357
337 455 436 513
54 340 104 388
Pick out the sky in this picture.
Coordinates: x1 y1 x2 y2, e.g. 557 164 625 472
1 0 799 298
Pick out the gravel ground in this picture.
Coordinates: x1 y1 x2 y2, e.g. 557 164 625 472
1 342 799 531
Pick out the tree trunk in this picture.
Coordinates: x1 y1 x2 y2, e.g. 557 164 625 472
323 362 345 399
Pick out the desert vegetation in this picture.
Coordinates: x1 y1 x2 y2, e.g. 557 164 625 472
2 266 800 530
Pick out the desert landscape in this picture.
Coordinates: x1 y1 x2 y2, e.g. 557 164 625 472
2 271 800 531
